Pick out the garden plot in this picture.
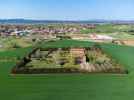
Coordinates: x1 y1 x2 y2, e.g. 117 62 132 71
12 46 126 74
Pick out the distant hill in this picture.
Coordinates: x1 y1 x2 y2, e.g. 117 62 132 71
0 19 134 24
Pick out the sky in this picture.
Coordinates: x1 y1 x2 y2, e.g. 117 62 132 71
0 0 134 20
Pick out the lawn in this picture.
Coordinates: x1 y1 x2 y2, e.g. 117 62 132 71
101 44 134 75
39 39 95 48
0 47 33 59
0 40 134 100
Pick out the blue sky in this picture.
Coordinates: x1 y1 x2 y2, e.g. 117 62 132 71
0 0 134 20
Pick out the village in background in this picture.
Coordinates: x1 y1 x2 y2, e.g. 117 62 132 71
1 20 134 52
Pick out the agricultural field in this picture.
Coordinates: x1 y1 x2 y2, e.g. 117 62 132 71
0 36 34 51
0 39 134 100
80 24 134 39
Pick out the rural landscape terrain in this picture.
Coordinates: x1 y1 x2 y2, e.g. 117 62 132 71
1 20 134 100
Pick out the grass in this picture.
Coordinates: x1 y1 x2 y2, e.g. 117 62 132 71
80 24 134 39
0 40 134 100
0 74 129 100
80 24 117 34
80 24 134 34
101 44 134 74
108 32 134 39
0 47 33 59
39 39 95 48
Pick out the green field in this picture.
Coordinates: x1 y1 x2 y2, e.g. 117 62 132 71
0 40 134 100
80 24 134 39
39 39 95 48
80 24 134 33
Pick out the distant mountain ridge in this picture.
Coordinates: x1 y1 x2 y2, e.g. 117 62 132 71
0 19 134 24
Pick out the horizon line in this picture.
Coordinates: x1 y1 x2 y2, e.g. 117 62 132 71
0 18 134 21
